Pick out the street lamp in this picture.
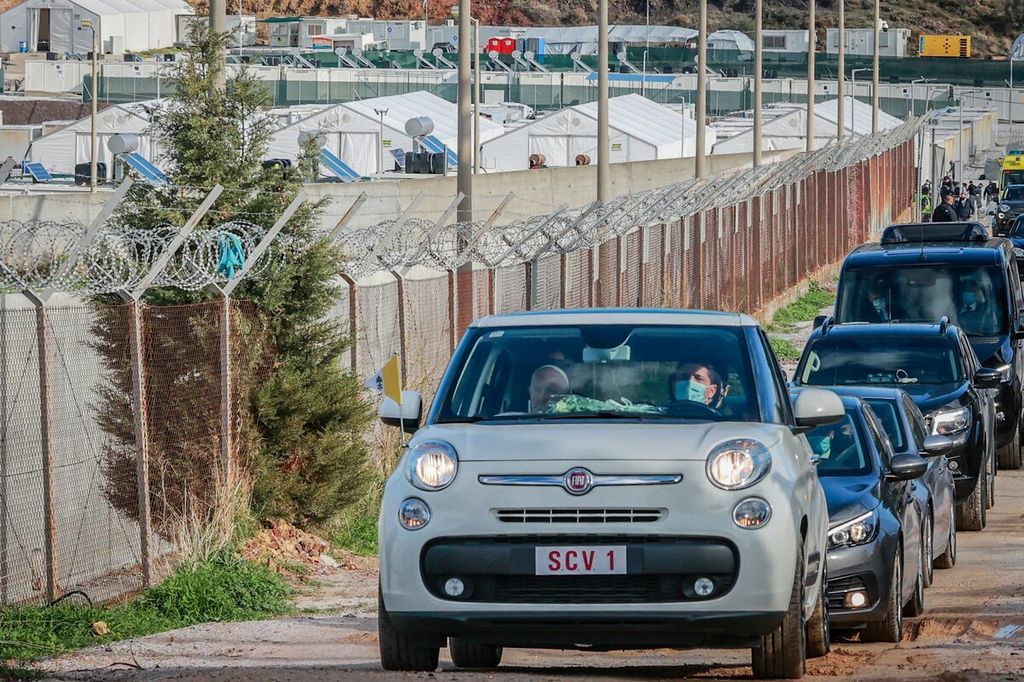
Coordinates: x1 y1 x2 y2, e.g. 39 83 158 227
910 77 931 118
81 18 98 191
850 67 869 136
374 108 388 174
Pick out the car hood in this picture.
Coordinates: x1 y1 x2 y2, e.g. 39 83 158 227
968 336 1011 369
414 421 785 462
820 475 879 526
899 382 968 413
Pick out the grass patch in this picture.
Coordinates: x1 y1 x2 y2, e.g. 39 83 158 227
771 282 835 330
0 552 291 662
769 337 802 362
332 510 379 557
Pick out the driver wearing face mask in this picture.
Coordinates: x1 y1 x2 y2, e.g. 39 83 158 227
957 284 990 333
668 361 728 408
866 281 891 322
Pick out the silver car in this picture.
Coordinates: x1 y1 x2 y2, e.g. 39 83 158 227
377 310 843 679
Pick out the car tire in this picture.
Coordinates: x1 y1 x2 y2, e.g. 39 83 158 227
997 439 1023 470
955 471 986 531
806 561 830 659
378 586 440 672
751 543 807 679
921 511 934 588
986 452 996 509
934 500 957 570
863 548 903 644
449 639 503 669
905 543 926 618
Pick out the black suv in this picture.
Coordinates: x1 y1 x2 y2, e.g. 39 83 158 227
793 319 1001 531
831 223 1024 471
995 184 1024 235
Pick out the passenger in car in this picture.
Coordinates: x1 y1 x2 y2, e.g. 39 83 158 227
528 364 570 412
669 361 729 408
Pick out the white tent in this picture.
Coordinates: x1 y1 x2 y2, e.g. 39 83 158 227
28 103 155 177
708 30 755 55
1 0 193 54
266 91 504 175
481 94 716 172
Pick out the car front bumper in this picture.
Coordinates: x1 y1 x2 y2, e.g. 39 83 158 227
823 528 898 627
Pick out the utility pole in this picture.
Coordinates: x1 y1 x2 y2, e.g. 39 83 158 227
753 0 762 166
473 17 481 174
374 108 388 174
597 0 610 202
695 0 707 179
871 0 880 133
836 0 845 141
806 0 815 151
456 0 472 222
83 19 98 191
210 0 226 92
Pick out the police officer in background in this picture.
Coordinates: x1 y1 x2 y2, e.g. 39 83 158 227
932 192 959 222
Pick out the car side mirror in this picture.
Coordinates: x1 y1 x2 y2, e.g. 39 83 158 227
887 453 928 480
972 367 1003 389
989 209 996 216
813 314 827 329
922 434 953 456
380 390 423 434
792 388 845 434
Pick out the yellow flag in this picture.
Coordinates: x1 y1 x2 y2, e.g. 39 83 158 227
382 354 402 405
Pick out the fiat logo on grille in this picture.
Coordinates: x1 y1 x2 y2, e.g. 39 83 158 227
563 468 594 495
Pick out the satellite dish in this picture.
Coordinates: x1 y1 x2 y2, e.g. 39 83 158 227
524 50 534 60
432 48 442 57
107 133 139 155
414 49 424 57
616 51 627 61
512 50 522 59
405 116 434 137
488 49 499 59
570 51 582 60
334 47 347 57
297 130 324 147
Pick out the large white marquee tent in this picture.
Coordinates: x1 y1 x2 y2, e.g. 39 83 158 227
0 0 193 54
481 94 716 172
28 103 156 177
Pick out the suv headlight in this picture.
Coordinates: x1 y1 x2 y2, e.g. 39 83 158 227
1000 203 1012 212
706 439 771 490
928 403 971 437
406 440 459 491
1014 247 1024 258
828 509 879 549
993 363 1013 382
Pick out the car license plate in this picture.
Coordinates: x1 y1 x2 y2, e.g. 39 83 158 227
535 545 627 575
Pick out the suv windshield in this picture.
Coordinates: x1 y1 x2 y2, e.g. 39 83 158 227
1005 186 1024 201
837 265 1008 336
805 414 871 476
437 324 759 423
800 337 964 387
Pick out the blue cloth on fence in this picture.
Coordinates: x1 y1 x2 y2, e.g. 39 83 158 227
216 233 246 279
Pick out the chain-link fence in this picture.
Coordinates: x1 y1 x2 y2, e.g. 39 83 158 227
333 121 920 385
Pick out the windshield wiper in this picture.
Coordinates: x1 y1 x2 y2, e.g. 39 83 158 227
537 410 660 420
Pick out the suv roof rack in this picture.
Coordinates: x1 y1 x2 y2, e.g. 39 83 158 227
938 315 950 334
880 222 989 245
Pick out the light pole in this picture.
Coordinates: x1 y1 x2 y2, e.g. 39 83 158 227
806 0 815 152
850 67 869 136
836 0 845 141
642 0 649 98
753 0 762 166
910 77 931 118
210 0 226 92
871 0 880 133
374 108 388 174
598 0 609 201
82 19 98 191
455 0 472 223
695 0 707 179
473 17 480 174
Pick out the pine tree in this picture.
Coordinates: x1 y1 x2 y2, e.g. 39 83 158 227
96 23 372 533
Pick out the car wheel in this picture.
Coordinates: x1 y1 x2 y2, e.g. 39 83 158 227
863 548 903 643
955 471 986 531
921 511 934 588
449 639 503 669
997 439 1022 470
751 543 807 679
378 586 440 672
904 542 926 618
806 561 830 659
934 500 957 569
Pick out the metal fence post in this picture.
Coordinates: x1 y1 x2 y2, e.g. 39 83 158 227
340 273 358 371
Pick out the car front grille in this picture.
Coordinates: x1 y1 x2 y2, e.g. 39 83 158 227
496 575 677 604
827 575 869 611
495 508 664 523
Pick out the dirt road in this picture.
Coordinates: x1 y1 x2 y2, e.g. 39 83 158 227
33 470 1024 681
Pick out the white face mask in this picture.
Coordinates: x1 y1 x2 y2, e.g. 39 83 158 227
872 297 886 312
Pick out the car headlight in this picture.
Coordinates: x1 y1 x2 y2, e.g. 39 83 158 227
706 439 771 490
1000 203 1012 212
993 363 1013 382
828 509 879 549
406 440 459 491
1014 247 1024 258
928 403 971 437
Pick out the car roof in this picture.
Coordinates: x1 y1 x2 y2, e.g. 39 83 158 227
820 385 909 402
472 308 758 328
847 240 1009 266
809 321 959 341
790 387 864 411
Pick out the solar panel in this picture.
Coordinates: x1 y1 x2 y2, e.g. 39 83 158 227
422 135 457 167
24 162 52 183
319 148 361 182
123 152 168 185
390 148 406 171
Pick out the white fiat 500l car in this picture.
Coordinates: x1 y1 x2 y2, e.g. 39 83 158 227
377 310 843 679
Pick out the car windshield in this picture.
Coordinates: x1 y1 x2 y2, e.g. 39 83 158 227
1010 218 1024 239
805 413 871 476
437 324 759 423
864 398 906 451
837 265 1008 336
799 337 963 387
1005 187 1024 201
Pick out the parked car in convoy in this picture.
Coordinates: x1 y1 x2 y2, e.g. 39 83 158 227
1005 215 1024 273
376 309 845 678
994 184 1024 235
790 390 928 642
832 223 1024 471
818 386 958 583
794 319 1000 531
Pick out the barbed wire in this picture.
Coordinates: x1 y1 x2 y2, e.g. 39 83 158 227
333 118 924 278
